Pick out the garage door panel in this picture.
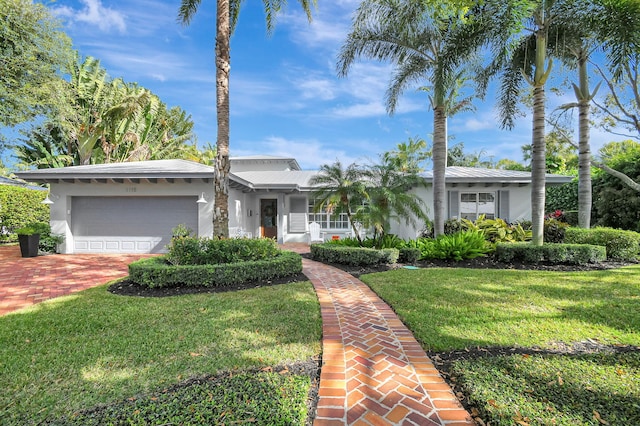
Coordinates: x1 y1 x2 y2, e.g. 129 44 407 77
71 196 197 253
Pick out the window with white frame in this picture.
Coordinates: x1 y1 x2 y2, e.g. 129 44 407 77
460 192 496 220
308 199 350 229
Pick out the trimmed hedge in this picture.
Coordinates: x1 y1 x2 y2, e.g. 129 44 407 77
310 244 399 266
166 237 280 265
129 250 303 288
495 243 606 265
398 247 421 263
565 227 640 261
0 186 49 243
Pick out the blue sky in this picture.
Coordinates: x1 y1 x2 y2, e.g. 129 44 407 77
28 0 628 170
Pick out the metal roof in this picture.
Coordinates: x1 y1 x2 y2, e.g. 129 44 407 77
15 160 216 183
230 170 318 191
230 155 301 171
421 167 572 184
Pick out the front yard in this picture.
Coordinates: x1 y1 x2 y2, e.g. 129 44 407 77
1 261 639 425
362 265 640 425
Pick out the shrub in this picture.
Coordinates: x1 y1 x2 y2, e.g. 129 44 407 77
310 244 399 266
565 227 640 261
166 237 280 265
544 219 570 243
324 237 361 247
129 250 302 288
398 247 421 263
399 238 436 261
444 218 465 235
463 215 532 243
495 243 606 265
0 186 49 243
431 230 492 261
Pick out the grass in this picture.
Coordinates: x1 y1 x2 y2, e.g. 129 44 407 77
0 281 321 425
361 265 640 425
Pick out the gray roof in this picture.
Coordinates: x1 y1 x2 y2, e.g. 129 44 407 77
230 170 318 190
421 167 573 184
230 155 301 170
0 176 47 190
15 160 215 183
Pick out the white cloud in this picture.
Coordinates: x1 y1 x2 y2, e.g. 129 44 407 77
55 0 126 33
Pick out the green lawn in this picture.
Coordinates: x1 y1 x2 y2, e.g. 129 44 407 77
362 265 640 425
0 281 321 425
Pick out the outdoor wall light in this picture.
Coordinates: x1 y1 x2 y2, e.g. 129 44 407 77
41 194 59 205
196 192 208 204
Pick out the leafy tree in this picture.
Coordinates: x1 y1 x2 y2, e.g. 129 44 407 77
337 0 476 237
15 56 195 168
592 141 640 231
521 131 577 174
0 0 73 131
178 0 315 238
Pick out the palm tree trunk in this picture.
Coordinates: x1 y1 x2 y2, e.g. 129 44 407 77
531 85 546 246
214 0 231 238
577 52 592 228
432 105 447 237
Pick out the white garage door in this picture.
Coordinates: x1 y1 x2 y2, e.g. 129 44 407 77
71 196 198 253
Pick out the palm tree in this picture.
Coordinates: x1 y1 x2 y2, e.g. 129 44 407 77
178 0 315 238
364 159 430 246
337 0 475 237
382 136 430 173
309 161 369 245
440 0 560 245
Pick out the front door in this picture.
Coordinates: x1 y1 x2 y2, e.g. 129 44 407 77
260 199 277 239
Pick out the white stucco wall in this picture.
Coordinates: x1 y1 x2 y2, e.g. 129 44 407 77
390 183 534 239
49 179 214 253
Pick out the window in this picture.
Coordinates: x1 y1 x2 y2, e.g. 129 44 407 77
308 199 349 229
460 192 495 220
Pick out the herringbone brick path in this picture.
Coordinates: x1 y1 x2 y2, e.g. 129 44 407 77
297 248 474 425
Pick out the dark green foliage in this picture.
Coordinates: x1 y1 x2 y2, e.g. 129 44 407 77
444 218 465 235
128 251 302 288
592 149 640 232
49 371 311 426
546 179 579 213
310 244 399 266
398 247 421 263
0 186 49 242
431 231 492 261
166 237 280 265
565 227 640 261
13 221 62 253
324 237 361 247
495 242 606 264
543 218 570 243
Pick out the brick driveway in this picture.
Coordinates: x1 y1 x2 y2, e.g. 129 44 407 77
0 245 151 316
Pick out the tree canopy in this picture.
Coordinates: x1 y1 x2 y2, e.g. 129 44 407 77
0 0 73 128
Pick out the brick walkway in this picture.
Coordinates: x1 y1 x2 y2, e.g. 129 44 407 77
280 244 474 426
0 245 150 316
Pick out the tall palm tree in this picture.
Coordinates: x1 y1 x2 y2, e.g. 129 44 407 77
337 0 475 237
178 0 315 237
309 161 369 245
441 0 559 245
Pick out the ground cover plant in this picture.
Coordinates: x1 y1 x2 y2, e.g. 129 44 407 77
361 266 640 425
0 280 321 425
